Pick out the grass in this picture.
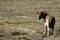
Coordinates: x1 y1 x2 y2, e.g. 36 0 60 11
0 0 60 40
0 0 50 16
0 16 44 28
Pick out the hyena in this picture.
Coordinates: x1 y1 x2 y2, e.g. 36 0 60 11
37 11 55 36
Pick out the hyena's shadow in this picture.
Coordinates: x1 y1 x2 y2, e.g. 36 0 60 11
58 30 60 32
55 29 60 36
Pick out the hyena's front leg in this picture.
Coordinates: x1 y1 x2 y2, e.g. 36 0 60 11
45 26 47 35
43 23 50 37
46 20 50 36
47 25 50 36
44 22 47 36
44 22 50 36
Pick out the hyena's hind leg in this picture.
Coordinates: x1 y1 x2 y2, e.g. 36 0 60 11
49 17 55 36
49 26 54 36
49 25 54 35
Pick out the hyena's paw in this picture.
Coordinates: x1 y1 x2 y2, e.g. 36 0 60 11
42 33 47 38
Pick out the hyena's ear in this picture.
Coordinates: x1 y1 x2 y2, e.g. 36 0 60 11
37 12 39 14
41 11 44 14
36 12 39 16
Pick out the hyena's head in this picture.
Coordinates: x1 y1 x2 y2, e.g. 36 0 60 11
37 11 45 20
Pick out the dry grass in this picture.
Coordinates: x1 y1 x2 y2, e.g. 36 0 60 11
0 0 60 40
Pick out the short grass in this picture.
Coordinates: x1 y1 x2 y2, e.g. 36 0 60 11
0 0 60 40
0 16 44 28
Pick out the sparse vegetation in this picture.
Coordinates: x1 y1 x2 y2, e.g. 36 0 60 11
0 0 60 40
